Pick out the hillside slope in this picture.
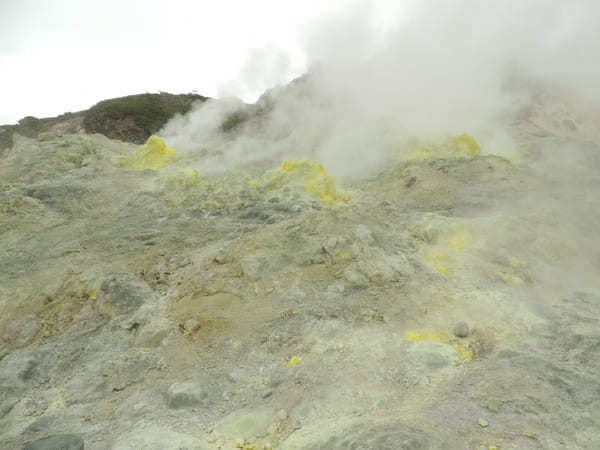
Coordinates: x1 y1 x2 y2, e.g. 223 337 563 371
1 90 600 449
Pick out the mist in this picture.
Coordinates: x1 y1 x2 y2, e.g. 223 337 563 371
159 0 600 305
160 0 600 181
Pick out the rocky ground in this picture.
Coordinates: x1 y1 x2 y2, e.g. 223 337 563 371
1 90 599 449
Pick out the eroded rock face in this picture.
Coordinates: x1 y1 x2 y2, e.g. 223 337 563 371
1 90 599 450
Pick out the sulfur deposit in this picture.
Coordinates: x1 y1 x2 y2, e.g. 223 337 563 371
404 329 474 361
406 133 482 160
258 159 350 206
120 135 176 171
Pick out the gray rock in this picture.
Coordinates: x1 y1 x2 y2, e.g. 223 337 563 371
166 381 208 409
261 389 273 398
343 266 369 287
22 434 84 450
453 321 469 338
24 415 54 434
98 274 155 311
212 406 281 441
0 353 39 385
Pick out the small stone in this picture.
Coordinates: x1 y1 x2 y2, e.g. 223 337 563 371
213 248 227 264
22 434 84 450
261 389 273 399
184 318 200 332
453 321 469 338
405 176 417 188
478 417 489 427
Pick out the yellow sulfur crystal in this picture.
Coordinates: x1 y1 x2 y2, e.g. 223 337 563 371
120 135 176 171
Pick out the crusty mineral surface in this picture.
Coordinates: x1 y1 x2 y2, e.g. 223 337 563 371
1 91 600 449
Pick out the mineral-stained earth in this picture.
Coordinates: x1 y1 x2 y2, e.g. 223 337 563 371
1 88 600 449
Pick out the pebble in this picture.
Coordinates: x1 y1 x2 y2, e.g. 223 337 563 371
453 321 470 338
261 389 273 398
478 417 489 427
184 318 200 332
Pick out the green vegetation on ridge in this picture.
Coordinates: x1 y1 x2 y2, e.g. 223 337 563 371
0 92 207 151
83 92 207 143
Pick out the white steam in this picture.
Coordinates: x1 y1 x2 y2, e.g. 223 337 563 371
161 0 600 180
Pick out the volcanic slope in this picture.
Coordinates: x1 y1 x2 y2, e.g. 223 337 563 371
1 95 600 449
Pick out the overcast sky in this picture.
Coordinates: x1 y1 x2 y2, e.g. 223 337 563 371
0 0 349 124
2 1 599 126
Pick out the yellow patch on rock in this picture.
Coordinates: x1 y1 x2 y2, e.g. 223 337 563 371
451 133 481 157
446 229 473 251
404 330 473 361
422 250 450 275
406 133 481 160
421 226 474 275
500 256 528 284
163 169 202 189
260 159 349 206
120 135 176 171
285 355 301 367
